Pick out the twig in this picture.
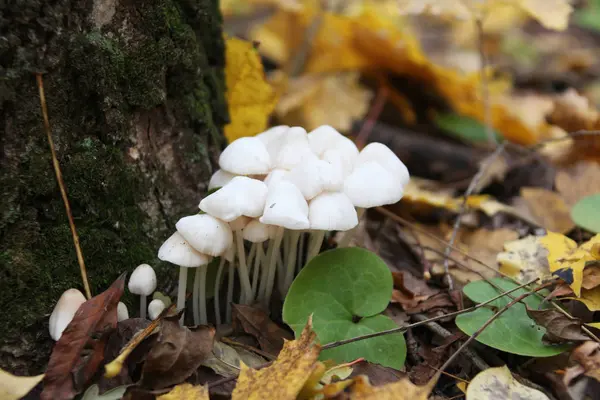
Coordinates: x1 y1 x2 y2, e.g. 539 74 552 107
36 74 92 300
412 314 489 372
221 337 276 361
476 18 497 147
437 280 553 373
355 86 389 148
442 143 506 290
530 129 600 150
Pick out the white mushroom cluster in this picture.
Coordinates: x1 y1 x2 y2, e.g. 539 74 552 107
157 125 409 325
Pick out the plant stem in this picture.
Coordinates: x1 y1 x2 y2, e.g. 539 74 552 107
226 262 235 323
235 230 253 304
214 257 226 326
283 230 301 294
193 267 201 325
140 295 147 320
177 267 188 325
264 226 284 308
252 245 263 300
36 74 92 300
199 266 208 325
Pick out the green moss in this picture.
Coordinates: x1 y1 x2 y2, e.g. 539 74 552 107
0 0 228 371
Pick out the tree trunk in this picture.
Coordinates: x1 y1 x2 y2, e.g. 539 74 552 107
0 0 228 375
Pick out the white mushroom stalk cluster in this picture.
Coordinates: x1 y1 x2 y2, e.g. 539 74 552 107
157 125 409 325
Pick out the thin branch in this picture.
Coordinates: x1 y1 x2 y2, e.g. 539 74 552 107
36 74 92 300
221 337 276 361
355 86 389 148
530 129 600 150
438 280 553 373
476 18 497 147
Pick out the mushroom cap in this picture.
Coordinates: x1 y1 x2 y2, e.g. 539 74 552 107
128 264 157 296
229 215 251 231
117 302 129 322
49 288 86 341
264 168 288 188
309 192 358 231
208 169 237 190
175 214 233 256
356 142 409 186
242 219 272 243
257 125 289 156
260 181 309 230
158 231 213 267
199 176 268 222
219 137 271 175
343 161 404 208
322 148 354 179
308 125 359 162
286 158 343 200
270 127 317 170
148 299 166 320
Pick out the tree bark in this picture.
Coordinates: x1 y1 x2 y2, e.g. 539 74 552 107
0 0 228 375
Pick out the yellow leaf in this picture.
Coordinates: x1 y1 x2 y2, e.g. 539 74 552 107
0 368 44 400
497 235 552 282
231 317 320 400
348 374 437 400
224 37 277 143
466 365 549 400
457 381 468 393
516 0 573 31
586 322 600 330
519 187 575 234
571 287 600 311
157 383 209 400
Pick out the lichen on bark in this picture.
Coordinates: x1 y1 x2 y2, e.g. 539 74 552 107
0 0 228 374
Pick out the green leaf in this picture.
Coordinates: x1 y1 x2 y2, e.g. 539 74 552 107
574 0 600 32
571 194 600 233
456 278 570 357
283 248 406 369
80 384 128 400
435 113 502 143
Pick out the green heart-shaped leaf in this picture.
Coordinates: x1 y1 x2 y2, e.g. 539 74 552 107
456 278 570 357
571 194 600 233
283 248 406 369
435 113 503 143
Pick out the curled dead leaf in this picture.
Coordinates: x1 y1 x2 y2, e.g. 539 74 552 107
232 304 293 355
347 374 437 400
526 308 589 344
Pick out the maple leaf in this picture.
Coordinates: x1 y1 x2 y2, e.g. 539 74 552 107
347 374 436 400
42 274 125 400
224 37 277 143
156 383 209 400
231 316 320 400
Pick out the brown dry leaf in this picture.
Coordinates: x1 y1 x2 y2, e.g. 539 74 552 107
0 368 44 400
393 271 439 300
140 315 215 390
347 374 437 400
556 162 600 207
405 293 456 315
232 304 293 355
564 341 600 386
156 383 209 400
224 37 277 142
526 308 589 344
583 266 600 290
231 317 320 400
549 88 599 133
42 274 125 400
519 187 574 234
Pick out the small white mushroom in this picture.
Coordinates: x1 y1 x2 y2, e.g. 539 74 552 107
219 137 271 175
286 157 343 200
175 214 233 256
343 161 404 208
263 168 288 188
355 142 410 186
128 264 156 320
208 169 237 190
199 176 268 222
49 289 86 341
117 302 129 322
257 125 289 159
260 181 310 230
148 299 166 320
270 127 317 170
308 125 359 163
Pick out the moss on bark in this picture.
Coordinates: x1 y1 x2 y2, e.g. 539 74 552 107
0 0 228 374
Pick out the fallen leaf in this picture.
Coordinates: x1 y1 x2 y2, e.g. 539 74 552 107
349 361 403 386
232 304 293 355
298 359 357 400
347 374 436 400
571 194 600 234
526 308 589 344
202 341 266 378
231 317 320 400
404 293 456 315
555 162 600 207
156 383 209 400
42 274 125 400
80 384 128 400
0 368 44 400
564 341 600 385
466 365 550 400
224 37 277 142
140 315 215 390
520 187 574 234
497 235 551 283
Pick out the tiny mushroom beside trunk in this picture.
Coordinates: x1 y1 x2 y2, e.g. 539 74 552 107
117 302 129 322
128 263 157 320
49 288 86 341
148 298 166 321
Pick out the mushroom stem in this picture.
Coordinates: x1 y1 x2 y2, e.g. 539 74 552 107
214 257 226 326
199 266 208 325
264 226 284 307
307 230 326 262
297 232 305 274
283 230 301 294
235 230 253 304
193 268 201 325
336 207 365 247
252 245 264 300
177 267 188 325
247 243 257 274
140 295 147 320
226 262 235 323
278 231 290 292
